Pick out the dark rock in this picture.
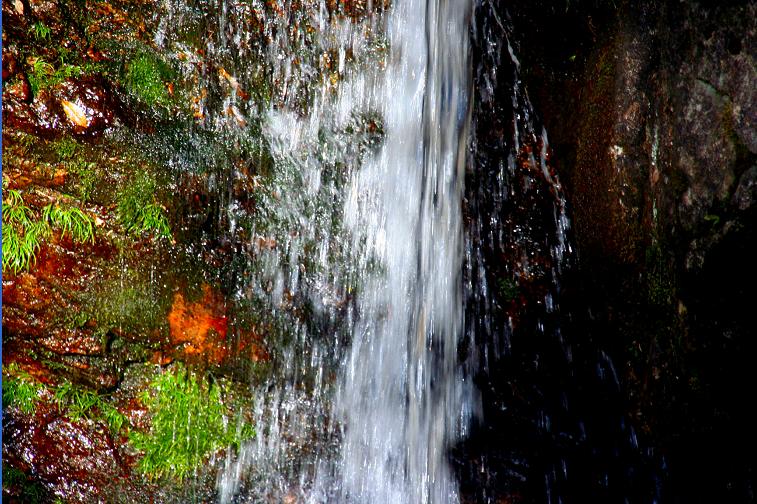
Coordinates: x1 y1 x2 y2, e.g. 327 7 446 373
505 0 757 500
733 165 757 210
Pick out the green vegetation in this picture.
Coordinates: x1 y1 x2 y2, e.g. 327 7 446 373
53 137 79 161
498 277 519 302
90 278 165 336
54 381 127 434
124 53 173 106
2 363 127 434
42 203 95 243
27 57 90 97
29 22 52 41
2 189 96 272
2 189 50 273
129 365 255 481
68 160 99 202
117 171 171 238
2 364 44 415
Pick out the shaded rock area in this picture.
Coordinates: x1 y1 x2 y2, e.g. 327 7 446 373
460 0 756 502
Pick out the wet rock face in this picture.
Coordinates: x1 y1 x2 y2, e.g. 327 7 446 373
505 0 757 501
2 0 270 499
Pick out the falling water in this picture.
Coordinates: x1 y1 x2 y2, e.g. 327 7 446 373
150 0 584 501
334 0 473 502
201 0 476 502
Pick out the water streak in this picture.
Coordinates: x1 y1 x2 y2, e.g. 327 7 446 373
334 1 473 502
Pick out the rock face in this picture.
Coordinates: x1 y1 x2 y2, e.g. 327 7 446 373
501 0 757 501
2 0 268 500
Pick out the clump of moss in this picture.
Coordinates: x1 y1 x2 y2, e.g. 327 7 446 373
124 52 173 106
117 171 171 238
128 365 255 481
498 277 519 302
2 464 49 504
90 279 165 336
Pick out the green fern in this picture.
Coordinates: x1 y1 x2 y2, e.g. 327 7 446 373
117 172 171 238
42 203 95 243
128 365 255 481
2 364 44 415
53 380 127 434
2 190 50 273
29 22 52 41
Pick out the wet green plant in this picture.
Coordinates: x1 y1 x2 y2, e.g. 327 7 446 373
42 202 95 243
29 22 52 41
129 365 255 481
117 171 171 238
124 53 172 106
26 56 99 97
2 189 50 273
2 364 44 415
67 159 99 201
53 137 79 161
498 278 519 302
53 381 127 434
3 190 96 272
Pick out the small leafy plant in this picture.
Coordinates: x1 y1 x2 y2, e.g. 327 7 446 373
117 171 171 238
26 56 97 97
29 22 52 41
42 203 95 243
2 190 50 273
128 365 255 481
54 381 127 434
3 190 96 272
2 364 44 415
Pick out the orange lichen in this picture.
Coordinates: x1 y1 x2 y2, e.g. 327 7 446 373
167 285 229 365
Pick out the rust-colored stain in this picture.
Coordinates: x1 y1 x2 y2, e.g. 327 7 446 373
167 285 229 364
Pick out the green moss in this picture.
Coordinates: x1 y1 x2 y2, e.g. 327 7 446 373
2 464 49 504
68 159 100 202
53 137 79 161
497 277 519 302
128 365 255 481
90 280 165 336
645 242 675 306
124 53 173 106
117 171 171 238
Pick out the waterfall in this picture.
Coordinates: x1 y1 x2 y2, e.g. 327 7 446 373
205 0 475 502
150 0 578 501
334 0 473 502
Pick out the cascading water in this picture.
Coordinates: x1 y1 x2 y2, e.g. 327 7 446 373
333 1 473 502
211 0 475 502
148 0 591 501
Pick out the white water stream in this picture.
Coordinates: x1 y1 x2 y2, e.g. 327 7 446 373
218 0 474 502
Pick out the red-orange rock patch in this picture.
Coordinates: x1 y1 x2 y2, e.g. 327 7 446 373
167 284 229 365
